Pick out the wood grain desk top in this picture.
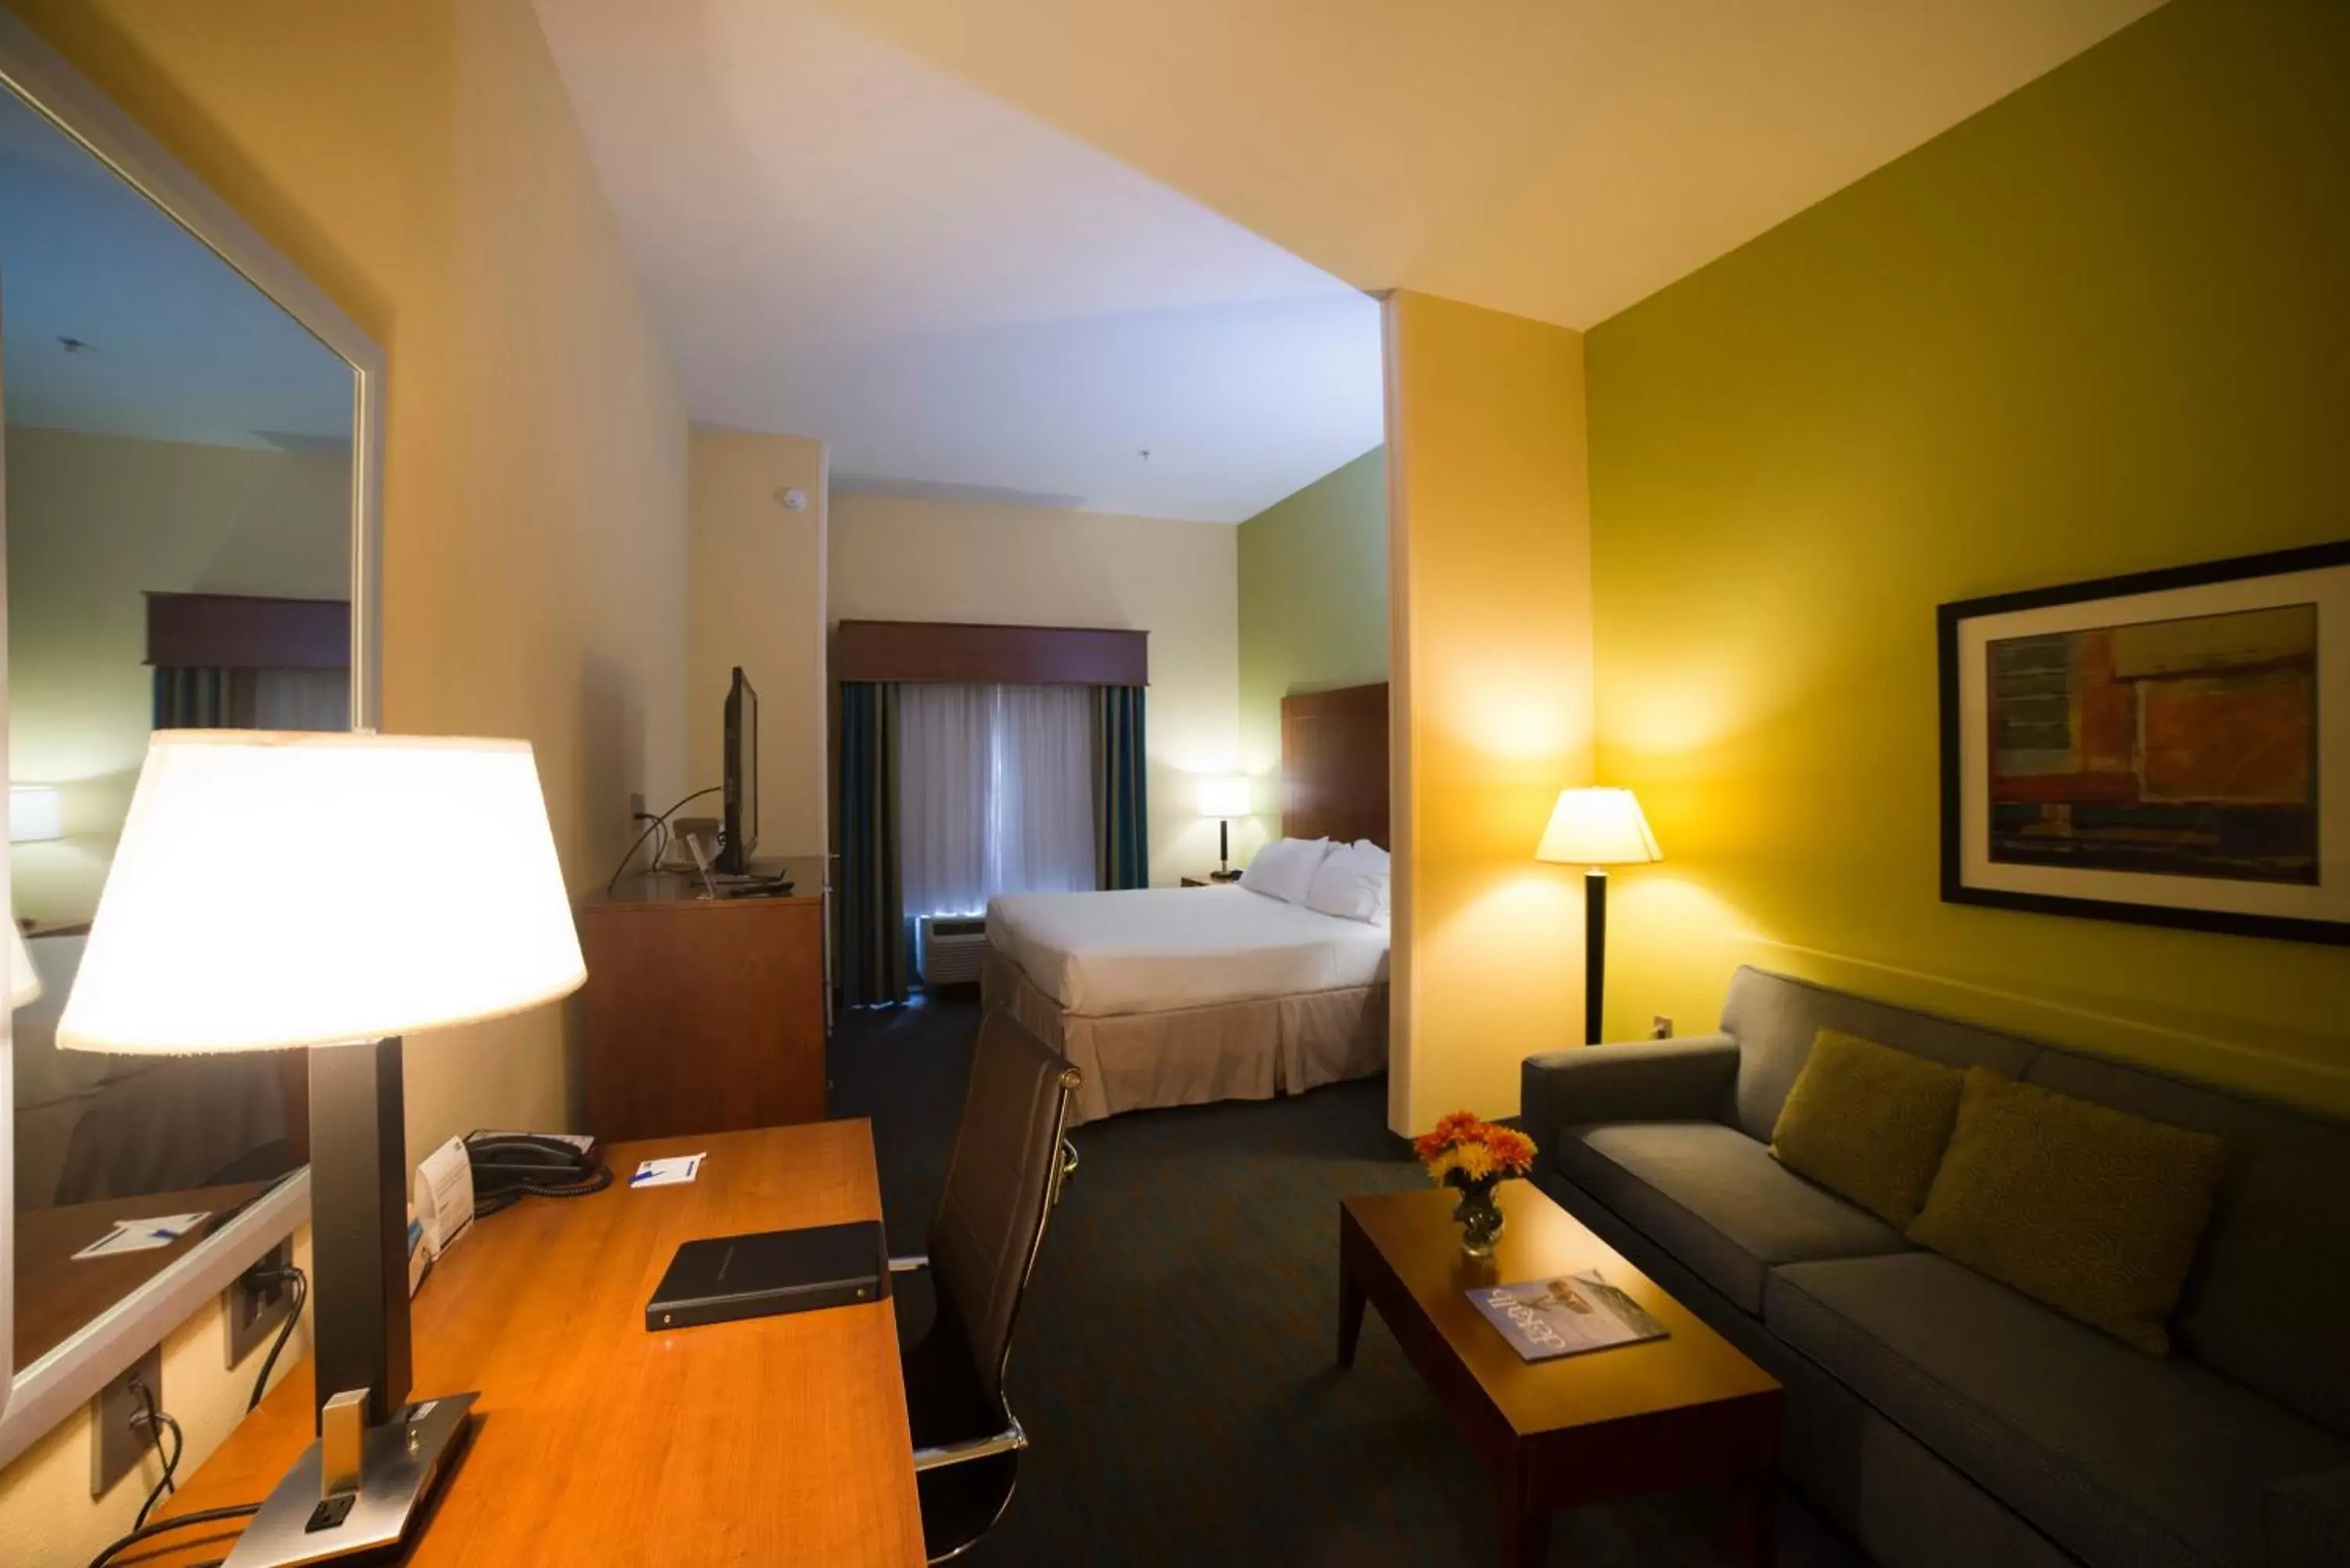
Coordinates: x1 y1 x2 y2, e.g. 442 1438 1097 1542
15 1178 277 1368
134 1122 924 1567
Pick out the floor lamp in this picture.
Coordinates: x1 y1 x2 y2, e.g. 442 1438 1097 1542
59 731 586 1566
1534 787 1662 1046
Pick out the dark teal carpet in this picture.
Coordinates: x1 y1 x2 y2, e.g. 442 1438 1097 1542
831 994 1863 1567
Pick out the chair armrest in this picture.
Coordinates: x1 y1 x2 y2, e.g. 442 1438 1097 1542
1520 1034 1740 1143
913 1417 1029 1473
2267 1467 2350 1568
888 1254 930 1274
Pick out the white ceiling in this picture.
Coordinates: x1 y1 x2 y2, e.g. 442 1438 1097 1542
0 87 352 452
819 0 2168 330
533 0 1384 523
537 0 2162 522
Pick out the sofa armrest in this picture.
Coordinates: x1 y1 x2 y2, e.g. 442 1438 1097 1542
2267 1468 2350 1568
1520 1035 1740 1143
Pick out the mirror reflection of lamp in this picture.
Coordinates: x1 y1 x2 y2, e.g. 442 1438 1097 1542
9 784 62 843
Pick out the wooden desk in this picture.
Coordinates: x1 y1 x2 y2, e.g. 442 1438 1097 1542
581 878 829 1141
136 1122 924 1567
15 1179 277 1367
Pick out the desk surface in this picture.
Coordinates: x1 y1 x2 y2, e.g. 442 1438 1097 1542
139 1122 925 1567
16 1178 277 1368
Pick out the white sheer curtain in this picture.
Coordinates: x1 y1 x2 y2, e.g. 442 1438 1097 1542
899 684 1097 916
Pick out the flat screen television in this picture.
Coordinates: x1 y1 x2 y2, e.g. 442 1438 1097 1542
719 666 758 875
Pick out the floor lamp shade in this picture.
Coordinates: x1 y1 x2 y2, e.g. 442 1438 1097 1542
59 731 584 1055
1534 789 1661 1046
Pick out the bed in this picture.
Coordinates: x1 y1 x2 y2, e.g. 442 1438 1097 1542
982 682 1390 1124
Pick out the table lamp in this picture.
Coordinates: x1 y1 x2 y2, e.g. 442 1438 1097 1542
1196 775 1251 881
1534 787 1661 1046
58 731 585 1566
9 783 62 843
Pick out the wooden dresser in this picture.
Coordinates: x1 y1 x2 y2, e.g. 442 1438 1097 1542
580 870 828 1140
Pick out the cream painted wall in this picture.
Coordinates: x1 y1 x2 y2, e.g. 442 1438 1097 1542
6 427 349 925
828 492 1240 886
687 426 829 857
1385 291 1592 1136
1 2 689 1559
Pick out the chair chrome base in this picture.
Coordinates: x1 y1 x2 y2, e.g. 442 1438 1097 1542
224 1393 475 1566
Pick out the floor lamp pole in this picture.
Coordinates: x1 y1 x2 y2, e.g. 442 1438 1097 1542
1584 869 1607 1046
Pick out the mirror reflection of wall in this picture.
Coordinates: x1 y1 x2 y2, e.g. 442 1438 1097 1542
3 83 354 1371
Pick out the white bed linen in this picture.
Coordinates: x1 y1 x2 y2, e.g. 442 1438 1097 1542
985 884 1389 1016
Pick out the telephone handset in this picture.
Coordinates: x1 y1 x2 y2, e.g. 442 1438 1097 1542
465 1130 612 1215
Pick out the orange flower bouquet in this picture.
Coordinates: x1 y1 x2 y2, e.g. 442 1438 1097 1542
1413 1112 1537 1257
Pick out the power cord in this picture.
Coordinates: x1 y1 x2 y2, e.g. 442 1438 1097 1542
128 1375 183 1530
86 1504 260 1568
472 1162 613 1219
603 786 720 894
246 1263 309 1412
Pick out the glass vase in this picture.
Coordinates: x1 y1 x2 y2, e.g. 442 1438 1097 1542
1453 1180 1505 1258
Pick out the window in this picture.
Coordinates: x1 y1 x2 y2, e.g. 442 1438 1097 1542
898 684 1094 916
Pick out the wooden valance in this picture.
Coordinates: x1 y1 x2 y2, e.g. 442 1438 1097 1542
833 620 1148 686
145 592 351 670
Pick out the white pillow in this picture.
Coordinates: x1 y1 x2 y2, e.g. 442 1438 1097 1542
1305 842 1390 924
1350 839 1390 871
1238 836 1333 903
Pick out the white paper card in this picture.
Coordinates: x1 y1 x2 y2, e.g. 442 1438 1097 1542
631 1154 704 1189
414 1135 475 1257
72 1212 210 1261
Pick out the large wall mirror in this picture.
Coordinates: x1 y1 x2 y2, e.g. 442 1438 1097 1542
0 13 381 1458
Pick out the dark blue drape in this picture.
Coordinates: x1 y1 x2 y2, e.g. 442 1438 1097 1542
838 682 909 1006
1095 686 1148 890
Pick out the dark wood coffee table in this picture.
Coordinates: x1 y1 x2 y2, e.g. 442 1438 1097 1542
1339 1182 1783 1566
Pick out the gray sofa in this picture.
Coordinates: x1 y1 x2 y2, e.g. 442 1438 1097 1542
1519 966 2350 1568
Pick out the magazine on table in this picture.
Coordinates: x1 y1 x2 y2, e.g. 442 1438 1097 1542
1467 1270 1670 1362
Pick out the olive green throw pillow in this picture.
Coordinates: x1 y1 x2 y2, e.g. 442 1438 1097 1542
1770 1029 1965 1228
1908 1069 2225 1356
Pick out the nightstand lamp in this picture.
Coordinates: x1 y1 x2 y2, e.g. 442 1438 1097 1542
59 731 586 1567
1534 787 1661 1046
1196 775 1251 881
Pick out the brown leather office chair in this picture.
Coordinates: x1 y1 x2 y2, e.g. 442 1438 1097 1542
891 1009 1081 1563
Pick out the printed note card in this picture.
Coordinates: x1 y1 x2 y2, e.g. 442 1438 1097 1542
631 1154 705 1189
73 1212 211 1261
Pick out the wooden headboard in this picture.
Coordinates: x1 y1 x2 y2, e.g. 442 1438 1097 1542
1280 683 1390 850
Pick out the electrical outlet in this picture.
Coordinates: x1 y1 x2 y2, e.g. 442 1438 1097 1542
91 1344 164 1498
225 1237 297 1369
1652 1016 1674 1039
627 790 647 822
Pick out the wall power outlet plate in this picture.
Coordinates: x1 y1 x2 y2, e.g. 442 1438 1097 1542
1651 1016 1674 1039
91 1343 164 1498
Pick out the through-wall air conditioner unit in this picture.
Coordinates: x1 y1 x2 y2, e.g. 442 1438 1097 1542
917 914 989 987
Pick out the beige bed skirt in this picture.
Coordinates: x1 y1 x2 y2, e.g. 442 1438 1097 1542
981 946 1387 1126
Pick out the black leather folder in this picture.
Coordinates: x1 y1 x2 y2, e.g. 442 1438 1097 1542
645 1220 889 1331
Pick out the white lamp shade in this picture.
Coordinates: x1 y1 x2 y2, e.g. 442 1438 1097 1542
8 923 40 1010
59 732 584 1054
10 785 62 843
1534 787 1662 866
1196 776 1252 819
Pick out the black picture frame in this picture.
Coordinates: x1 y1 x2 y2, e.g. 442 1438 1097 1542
1937 537 2350 947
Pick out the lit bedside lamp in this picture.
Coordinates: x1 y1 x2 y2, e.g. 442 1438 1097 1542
1196 775 1252 881
58 731 585 1567
9 782 62 843
1534 787 1661 1046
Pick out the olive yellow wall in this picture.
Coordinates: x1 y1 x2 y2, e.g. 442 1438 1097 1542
1235 446 1386 869
0 2 689 1558
1386 291 1591 1135
1586 0 2350 1112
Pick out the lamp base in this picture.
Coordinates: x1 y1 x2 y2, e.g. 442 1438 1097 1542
224 1393 475 1566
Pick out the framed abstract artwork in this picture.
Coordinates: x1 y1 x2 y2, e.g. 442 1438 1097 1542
1939 540 2350 945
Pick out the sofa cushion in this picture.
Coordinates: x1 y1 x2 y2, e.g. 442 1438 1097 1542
1766 1253 2350 1568
1719 966 2041 1143
1908 1068 2225 1355
1770 1028 1965 1228
1556 1122 1910 1315
2026 1050 2350 1440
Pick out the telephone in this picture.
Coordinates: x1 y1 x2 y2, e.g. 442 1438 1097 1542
464 1131 612 1215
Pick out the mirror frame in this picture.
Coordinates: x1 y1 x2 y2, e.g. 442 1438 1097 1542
0 8 383 1465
